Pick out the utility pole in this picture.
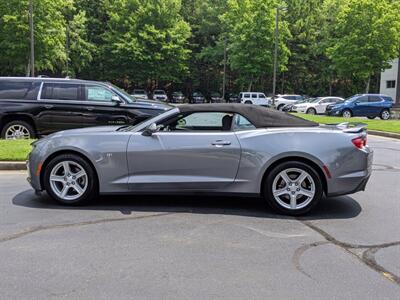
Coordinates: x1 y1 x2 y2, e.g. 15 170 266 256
222 37 227 100
272 7 279 106
29 0 34 77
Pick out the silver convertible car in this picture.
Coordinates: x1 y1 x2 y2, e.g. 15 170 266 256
27 104 373 215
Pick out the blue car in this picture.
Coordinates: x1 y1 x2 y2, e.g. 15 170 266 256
327 94 393 120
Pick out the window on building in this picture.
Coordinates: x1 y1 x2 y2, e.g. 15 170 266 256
386 80 396 89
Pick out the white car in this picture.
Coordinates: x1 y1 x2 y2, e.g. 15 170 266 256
131 89 149 100
274 95 304 110
239 92 271 106
153 89 168 101
293 97 344 114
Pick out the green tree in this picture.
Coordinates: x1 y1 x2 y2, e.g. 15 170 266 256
101 0 191 88
0 0 67 75
324 0 400 93
222 0 290 91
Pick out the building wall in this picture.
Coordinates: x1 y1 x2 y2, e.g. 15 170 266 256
380 58 399 104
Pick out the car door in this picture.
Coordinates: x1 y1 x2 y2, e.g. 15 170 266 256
126 112 241 191
367 95 384 115
83 84 130 126
317 98 334 114
37 82 87 134
351 95 369 116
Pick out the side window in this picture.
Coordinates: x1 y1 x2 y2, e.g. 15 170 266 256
356 96 368 103
368 96 382 103
0 81 39 100
251 94 257 98
163 112 233 131
244 93 250 98
41 83 81 101
259 94 266 98
85 85 114 102
233 114 256 131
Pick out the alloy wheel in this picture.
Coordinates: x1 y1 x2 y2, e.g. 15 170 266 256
342 110 351 118
381 110 390 120
49 161 88 201
272 168 315 210
5 124 31 139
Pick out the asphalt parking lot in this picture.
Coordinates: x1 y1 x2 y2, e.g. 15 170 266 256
0 135 399 299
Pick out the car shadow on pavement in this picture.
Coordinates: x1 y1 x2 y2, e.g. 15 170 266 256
12 189 362 221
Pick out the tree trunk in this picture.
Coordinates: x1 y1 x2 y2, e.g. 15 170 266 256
365 76 370 93
248 81 253 92
329 79 332 96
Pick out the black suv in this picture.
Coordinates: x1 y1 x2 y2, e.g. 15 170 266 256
0 77 171 139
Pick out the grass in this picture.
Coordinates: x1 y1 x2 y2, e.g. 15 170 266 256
0 139 35 161
292 113 400 134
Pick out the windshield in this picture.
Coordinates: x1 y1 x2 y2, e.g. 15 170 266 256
109 83 135 103
311 97 322 103
193 92 203 97
173 92 183 96
154 90 165 95
345 95 359 102
211 93 220 97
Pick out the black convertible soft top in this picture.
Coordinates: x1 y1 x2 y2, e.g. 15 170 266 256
178 104 318 128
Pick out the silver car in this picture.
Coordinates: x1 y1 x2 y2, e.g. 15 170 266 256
27 104 373 215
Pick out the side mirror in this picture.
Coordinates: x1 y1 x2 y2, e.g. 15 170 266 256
142 123 160 136
112 95 123 105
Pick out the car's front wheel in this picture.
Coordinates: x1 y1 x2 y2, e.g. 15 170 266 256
367 116 376 119
264 161 323 215
244 100 252 104
43 154 98 205
380 109 390 120
342 109 352 118
277 104 285 111
306 108 316 115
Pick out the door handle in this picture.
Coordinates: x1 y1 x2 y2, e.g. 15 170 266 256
44 104 54 109
211 140 231 146
86 106 95 111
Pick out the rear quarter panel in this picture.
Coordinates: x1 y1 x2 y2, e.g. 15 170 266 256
234 128 370 195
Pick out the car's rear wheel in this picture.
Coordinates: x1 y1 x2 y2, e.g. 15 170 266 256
277 104 285 111
342 109 352 118
264 161 323 215
244 100 252 104
367 116 376 119
380 109 390 120
306 108 316 115
1 120 35 140
43 154 98 205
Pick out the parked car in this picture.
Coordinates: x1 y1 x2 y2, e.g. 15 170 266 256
293 97 344 114
190 92 206 104
209 92 224 103
328 94 393 120
226 93 240 103
274 95 304 111
282 98 311 112
27 103 372 215
152 89 168 101
239 92 271 106
131 89 148 100
171 91 186 103
0 77 171 139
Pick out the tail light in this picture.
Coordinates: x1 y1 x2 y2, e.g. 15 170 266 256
352 136 367 149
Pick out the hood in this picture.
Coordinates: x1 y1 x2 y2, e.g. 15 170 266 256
125 99 172 110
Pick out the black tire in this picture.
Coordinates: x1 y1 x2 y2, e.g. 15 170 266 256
263 161 323 216
342 109 352 118
43 154 98 205
380 109 391 120
366 116 376 119
244 100 252 104
306 108 316 115
277 104 285 111
1 120 35 139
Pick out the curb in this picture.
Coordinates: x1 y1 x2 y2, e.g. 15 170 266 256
368 130 400 139
0 161 27 171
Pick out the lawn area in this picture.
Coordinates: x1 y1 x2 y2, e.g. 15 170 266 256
0 139 35 161
292 113 400 134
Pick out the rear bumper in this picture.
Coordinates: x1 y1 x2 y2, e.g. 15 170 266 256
327 149 373 197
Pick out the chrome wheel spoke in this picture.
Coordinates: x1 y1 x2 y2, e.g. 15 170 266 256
62 162 71 175
273 188 289 197
60 185 70 198
296 171 308 185
50 175 64 182
74 170 86 179
290 195 297 209
72 184 84 195
279 171 292 185
298 188 314 198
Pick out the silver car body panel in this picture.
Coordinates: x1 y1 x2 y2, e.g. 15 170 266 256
27 108 372 197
